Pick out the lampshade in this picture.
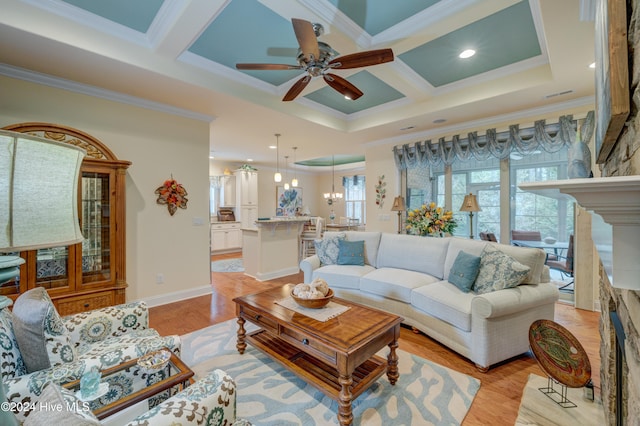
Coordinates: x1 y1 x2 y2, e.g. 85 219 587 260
0 130 86 252
459 193 481 212
390 196 405 211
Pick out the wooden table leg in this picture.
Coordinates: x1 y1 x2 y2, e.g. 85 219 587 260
338 374 353 425
236 317 246 354
387 339 399 385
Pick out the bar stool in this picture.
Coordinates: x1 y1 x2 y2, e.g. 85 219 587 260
300 217 323 260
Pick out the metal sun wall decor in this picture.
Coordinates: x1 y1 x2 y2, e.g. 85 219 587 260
155 176 188 216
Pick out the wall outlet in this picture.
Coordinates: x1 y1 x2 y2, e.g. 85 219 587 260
192 217 204 226
156 273 164 284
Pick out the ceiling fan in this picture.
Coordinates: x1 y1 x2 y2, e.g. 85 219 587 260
236 18 394 102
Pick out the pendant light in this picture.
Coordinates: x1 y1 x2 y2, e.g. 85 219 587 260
283 155 290 190
291 146 299 187
323 155 343 205
274 133 282 183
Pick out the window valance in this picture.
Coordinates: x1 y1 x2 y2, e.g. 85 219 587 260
393 111 594 170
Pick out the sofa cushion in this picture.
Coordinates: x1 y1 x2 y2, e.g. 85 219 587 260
360 268 441 303
312 264 375 290
24 382 100 426
12 287 78 373
473 245 530 294
442 237 488 281
314 233 345 265
343 231 382 267
337 240 365 266
411 281 474 332
448 251 481 293
376 234 450 279
489 243 546 284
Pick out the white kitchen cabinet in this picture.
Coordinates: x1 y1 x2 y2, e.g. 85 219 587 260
222 175 236 207
210 222 242 252
240 206 258 230
236 170 258 206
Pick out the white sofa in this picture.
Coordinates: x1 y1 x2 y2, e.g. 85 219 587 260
300 232 559 371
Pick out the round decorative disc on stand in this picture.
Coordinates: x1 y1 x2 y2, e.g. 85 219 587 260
529 319 591 388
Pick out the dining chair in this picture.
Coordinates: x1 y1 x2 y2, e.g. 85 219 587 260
545 234 574 291
479 231 497 242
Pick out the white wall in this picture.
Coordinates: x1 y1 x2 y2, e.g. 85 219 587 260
0 75 212 303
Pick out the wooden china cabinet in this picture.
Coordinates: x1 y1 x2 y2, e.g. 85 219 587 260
1 123 131 315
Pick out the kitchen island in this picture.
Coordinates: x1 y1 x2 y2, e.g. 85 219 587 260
242 218 309 281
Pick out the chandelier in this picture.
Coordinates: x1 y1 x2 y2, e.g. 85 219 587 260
323 155 343 205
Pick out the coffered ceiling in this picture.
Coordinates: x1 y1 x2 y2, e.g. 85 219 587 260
0 0 596 168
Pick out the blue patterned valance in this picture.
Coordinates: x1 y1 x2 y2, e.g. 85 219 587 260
393 111 594 170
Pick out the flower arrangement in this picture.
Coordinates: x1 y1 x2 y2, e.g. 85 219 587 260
405 202 457 237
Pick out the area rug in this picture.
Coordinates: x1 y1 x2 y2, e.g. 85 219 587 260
515 374 605 425
182 319 480 425
211 258 244 272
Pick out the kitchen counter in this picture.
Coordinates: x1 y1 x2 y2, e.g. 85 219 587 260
242 218 308 281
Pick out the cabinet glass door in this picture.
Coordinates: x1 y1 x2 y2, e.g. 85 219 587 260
35 246 71 290
81 171 112 284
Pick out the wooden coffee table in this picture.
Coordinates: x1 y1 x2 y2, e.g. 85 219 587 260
233 284 403 426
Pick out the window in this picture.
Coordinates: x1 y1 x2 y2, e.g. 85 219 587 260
344 175 365 225
510 150 573 241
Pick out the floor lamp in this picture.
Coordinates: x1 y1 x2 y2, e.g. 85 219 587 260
460 193 481 239
390 196 405 234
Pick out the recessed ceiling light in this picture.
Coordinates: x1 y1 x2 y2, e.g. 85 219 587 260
589 62 596 69
269 145 277 149
433 118 447 124
459 49 476 59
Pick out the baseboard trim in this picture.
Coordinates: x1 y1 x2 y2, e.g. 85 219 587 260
133 285 212 308
252 267 300 282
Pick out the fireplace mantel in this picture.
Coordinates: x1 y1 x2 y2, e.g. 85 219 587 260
520 175 640 290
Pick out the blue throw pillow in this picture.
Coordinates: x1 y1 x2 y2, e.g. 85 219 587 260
314 234 345 265
337 239 365 266
448 250 481 292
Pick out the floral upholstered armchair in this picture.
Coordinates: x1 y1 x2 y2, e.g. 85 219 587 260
0 288 181 423
18 369 251 425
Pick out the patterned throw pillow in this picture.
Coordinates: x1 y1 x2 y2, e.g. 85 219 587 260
314 233 346 265
448 250 481 293
12 287 78 373
473 245 530 294
337 240 365 266
24 382 100 426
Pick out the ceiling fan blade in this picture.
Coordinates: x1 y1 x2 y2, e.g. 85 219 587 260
236 63 302 70
283 75 311 101
323 73 363 100
328 48 394 69
292 18 320 61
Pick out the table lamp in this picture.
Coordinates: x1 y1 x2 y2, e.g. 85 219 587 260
459 193 481 239
390 196 405 234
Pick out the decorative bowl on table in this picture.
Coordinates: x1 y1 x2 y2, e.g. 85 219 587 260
543 237 557 244
137 349 171 371
291 288 334 309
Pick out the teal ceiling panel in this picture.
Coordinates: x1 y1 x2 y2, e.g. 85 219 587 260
398 1 541 87
304 71 404 114
327 0 439 35
189 0 302 86
61 0 163 33
297 154 365 167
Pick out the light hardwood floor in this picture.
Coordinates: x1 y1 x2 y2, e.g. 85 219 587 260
149 252 600 426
